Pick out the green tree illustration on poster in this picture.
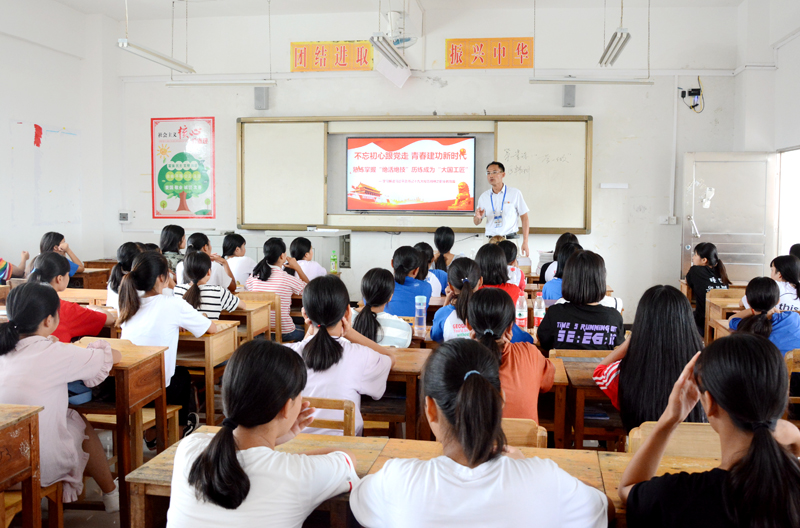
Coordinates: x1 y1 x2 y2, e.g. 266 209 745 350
157 152 210 213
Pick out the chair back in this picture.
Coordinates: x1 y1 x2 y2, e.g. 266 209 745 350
786 351 800 425
501 418 548 448
303 397 356 436
707 288 742 300
550 349 609 359
8 278 25 290
237 291 281 343
628 422 720 458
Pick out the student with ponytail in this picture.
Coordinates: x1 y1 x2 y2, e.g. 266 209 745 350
159 224 186 272
351 338 611 527
175 233 236 292
28 252 116 342
0 282 121 509
31 231 84 276
498 240 526 293
222 234 257 287
352 268 412 348
728 276 800 356
433 226 456 270
174 252 243 320
414 242 448 296
106 242 142 311
431 258 482 342
742 255 800 312
119 251 218 434
287 275 395 436
246 238 309 342
287 237 327 282
468 289 554 423
166 340 356 527
620 334 800 528
686 242 731 335
385 246 432 317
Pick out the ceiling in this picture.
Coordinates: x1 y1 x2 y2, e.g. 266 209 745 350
54 0 745 21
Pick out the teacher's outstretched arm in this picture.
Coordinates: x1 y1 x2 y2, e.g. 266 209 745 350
521 213 530 257
473 207 485 226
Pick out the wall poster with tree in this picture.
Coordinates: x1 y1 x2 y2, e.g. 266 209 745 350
151 117 215 219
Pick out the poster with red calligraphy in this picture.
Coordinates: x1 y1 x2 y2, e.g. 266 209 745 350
445 38 533 69
291 41 373 72
151 117 215 219
346 137 476 213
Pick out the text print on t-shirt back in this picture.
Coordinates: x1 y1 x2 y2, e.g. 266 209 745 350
556 321 618 346
704 277 728 293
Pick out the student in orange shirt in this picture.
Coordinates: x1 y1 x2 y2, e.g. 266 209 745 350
468 288 554 424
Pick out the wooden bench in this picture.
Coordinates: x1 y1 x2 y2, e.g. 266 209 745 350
628 421 720 458
303 397 356 437
236 291 282 343
3 482 63 528
502 418 547 448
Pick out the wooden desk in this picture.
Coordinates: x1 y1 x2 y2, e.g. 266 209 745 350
73 338 168 528
176 322 239 426
705 298 740 343
370 438 605 491
525 283 614 298
564 360 614 449
126 427 389 528
220 301 272 344
426 296 445 324
0 285 9 305
708 319 731 342
525 273 540 284
0 404 43 528
70 268 111 290
58 288 108 306
599 451 719 525
389 348 432 441
542 358 568 448
84 259 118 271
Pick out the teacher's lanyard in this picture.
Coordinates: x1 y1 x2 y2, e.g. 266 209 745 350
490 185 507 218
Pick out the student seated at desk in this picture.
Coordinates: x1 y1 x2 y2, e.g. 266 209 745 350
222 233 257 287
174 252 243 320
385 246 432 318
119 251 218 436
728 277 800 357
106 242 143 311
352 268 412 348
537 250 624 353
160 224 186 273
0 250 29 283
415 242 447 296
350 339 612 528
176 233 236 293
593 285 706 432
167 340 357 528
618 334 800 528
0 282 122 509
542 242 582 301
476 243 522 302
288 275 395 436
538 232 579 285
468 289 554 424
685 242 731 336
28 253 115 342
30 231 84 277
498 240 526 293
741 255 800 312
433 226 456 270
287 237 328 282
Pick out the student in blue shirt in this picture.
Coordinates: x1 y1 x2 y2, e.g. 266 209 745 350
729 276 800 356
36 232 84 277
542 242 582 300
414 242 447 296
385 246 432 318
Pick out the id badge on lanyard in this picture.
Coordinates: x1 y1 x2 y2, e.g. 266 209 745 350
491 186 507 229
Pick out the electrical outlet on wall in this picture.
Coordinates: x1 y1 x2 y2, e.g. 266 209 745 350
118 210 135 224
658 216 677 225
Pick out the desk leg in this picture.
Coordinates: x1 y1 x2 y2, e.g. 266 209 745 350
573 389 586 450
329 500 350 528
116 372 132 528
553 386 566 449
405 375 417 440
21 415 42 528
130 483 145 528
131 411 143 468
205 345 215 425
154 390 168 453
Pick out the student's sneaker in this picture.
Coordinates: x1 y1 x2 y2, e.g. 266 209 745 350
102 479 119 513
182 412 200 438
144 435 157 451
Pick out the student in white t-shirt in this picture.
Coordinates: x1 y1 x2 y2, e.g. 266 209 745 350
287 275 395 436
287 237 328 282
118 251 217 435
498 240 527 292
166 340 358 528
430 258 482 342
175 233 236 293
174 252 244 320
222 234 257 288
352 268 412 348
350 339 612 528
414 242 448 296
742 255 800 312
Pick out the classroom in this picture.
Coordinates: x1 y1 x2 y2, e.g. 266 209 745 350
2 0 800 527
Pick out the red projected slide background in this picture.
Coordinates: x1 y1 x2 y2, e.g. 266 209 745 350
346 137 475 212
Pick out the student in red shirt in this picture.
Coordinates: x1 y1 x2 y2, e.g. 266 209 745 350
28 253 115 343
475 243 522 301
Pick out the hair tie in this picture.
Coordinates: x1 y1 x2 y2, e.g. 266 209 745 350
7 320 18 331
222 418 238 430
760 310 769 315
462 277 469 284
751 420 775 432
463 370 481 381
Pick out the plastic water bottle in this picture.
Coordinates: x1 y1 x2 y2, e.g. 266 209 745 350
515 292 528 329
533 292 546 328
330 250 338 273
414 295 426 337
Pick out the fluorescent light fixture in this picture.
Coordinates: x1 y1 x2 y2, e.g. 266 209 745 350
529 77 653 85
118 38 196 73
599 28 631 67
369 33 409 69
166 79 277 87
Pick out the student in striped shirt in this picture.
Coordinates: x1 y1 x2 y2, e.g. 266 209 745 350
175 252 244 320
245 238 309 342
353 268 412 348
0 251 29 283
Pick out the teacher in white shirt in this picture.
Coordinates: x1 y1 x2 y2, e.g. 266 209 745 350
473 161 531 256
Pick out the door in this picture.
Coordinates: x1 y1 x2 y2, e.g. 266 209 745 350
682 152 778 281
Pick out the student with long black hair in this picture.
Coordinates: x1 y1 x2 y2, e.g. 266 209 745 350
351 338 612 527
106 242 142 311
498 240 526 292
468 289 554 424
414 242 447 296
30 231 84 276
433 226 456 270
542 242 583 300
222 233 256 287
538 232 579 284
742 255 800 312
619 334 800 528
685 242 731 335
385 246 432 317
431 258 482 342
159 225 186 272
28 252 116 342
476 243 522 301
0 282 121 510
246 238 309 342
593 285 706 432
175 233 236 292
287 237 327 282
288 275 395 436
352 268 412 348
166 340 357 527
728 276 800 356
174 252 243 320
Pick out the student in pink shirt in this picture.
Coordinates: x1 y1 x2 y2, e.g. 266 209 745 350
288 275 396 436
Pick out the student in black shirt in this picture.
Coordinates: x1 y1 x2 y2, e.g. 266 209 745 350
619 334 800 528
537 250 624 353
685 242 730 336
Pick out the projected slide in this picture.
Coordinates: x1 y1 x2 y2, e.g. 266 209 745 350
346 137 476 212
